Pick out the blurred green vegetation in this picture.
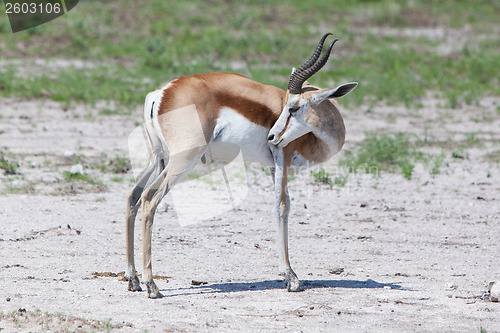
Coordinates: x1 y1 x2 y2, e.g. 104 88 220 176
0 150 19 175
339 132 446 180
1 0 500 110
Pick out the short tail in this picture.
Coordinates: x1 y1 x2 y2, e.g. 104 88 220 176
143 90 170 168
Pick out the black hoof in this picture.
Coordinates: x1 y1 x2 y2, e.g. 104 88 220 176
148 291 164 299
128 276 142 292
285 278 304 292
146 281 163 299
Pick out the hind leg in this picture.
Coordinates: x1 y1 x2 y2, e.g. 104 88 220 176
139 177 167 298
141 149 205 298
125 163 158 292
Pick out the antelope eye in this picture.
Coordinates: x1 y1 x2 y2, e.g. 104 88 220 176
289 106 300 113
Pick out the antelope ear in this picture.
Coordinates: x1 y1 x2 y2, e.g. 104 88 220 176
311 82 358 105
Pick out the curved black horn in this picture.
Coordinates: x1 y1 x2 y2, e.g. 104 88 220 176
288 35 338 94
295 32 332 73
299 38 338 82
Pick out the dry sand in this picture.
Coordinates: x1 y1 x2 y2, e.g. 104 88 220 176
0 96 499 332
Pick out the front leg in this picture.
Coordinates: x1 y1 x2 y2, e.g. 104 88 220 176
271 148 303 292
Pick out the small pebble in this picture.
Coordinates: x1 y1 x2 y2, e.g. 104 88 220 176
329 267 344 275
63 151 75 159
69 164 84 174
445 283 458 291
191 280 208 286
489 281 499 302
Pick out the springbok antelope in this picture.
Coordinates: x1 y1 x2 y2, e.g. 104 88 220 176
125 33 357 298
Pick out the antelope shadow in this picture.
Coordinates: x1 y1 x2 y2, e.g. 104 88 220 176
159 278 409 298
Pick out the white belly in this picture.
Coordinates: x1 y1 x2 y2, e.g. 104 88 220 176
208 107 274 166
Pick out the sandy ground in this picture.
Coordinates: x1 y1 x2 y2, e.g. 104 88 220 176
0 95 499 332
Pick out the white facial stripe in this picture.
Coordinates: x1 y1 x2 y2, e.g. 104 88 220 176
272 93 300 135
268 93 314 148
287 94 300 108
276 114 291 140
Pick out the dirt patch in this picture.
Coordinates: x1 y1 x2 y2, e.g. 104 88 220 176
0 96 499 332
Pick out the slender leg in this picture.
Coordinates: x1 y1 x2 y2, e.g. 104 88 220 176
126 201 141 291
269 166 286 275
140 178 167 299
141 148 205 298
125 163 157 292
271 148 303 292
269 166 276 184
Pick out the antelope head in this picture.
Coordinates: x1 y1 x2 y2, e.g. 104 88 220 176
267 33 357 149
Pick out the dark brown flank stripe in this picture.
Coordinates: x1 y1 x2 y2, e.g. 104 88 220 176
157 74 280 130
214 92 279 129
155 73 333 164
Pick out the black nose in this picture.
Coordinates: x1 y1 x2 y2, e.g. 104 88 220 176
267 134 275 141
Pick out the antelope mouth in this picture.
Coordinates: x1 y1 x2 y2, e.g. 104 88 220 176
269 137 284 148
267 133 282 146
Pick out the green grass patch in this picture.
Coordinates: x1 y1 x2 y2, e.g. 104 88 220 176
339 132 446 180
310 167 333 185
1 0 500 109
0 152 19 175
99 109 121 116
1 182 36 195
62 171 101 185
340 133 415 178
108 155 131 174
430 153 446 176
89 154 131 174
110 176 124 183
0 64 148 108
463 132 482 148
0 309 119 332
310 167 349 187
